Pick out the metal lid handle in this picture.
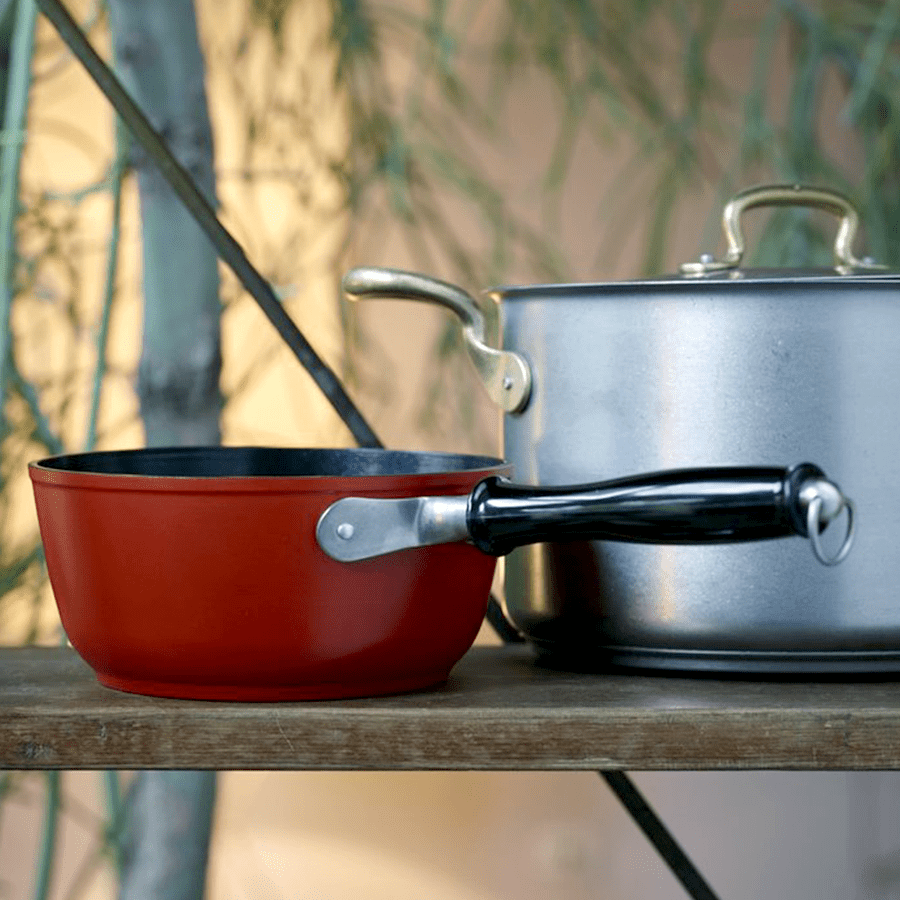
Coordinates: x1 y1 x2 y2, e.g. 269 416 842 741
680 184 884 275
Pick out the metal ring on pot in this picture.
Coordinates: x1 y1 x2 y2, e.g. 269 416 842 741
807 493 855 567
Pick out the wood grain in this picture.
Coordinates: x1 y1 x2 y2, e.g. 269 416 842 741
2 645 900 770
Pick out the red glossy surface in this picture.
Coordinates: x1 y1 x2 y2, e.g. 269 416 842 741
29 456 503 700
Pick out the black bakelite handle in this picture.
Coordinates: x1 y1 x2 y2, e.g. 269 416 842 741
466 463 823 557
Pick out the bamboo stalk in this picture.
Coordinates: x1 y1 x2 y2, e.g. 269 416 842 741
0 0 36 437
33 771 60 900
85 123 128 452
9 360 64 455
103 770 124 874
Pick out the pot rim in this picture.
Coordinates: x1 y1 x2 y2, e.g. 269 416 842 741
28 446 510 493
488 268 900 301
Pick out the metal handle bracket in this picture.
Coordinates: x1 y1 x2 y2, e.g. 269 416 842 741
342 267 532 413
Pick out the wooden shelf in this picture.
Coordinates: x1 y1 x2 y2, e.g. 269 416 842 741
2 645 900 771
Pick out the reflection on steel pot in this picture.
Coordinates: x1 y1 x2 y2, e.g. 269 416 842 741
344 184 897 674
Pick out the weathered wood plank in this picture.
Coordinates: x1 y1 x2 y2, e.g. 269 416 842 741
1 646 900 770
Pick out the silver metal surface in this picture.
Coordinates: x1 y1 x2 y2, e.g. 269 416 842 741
342 267 532 413
798 477 846 523
495 274 900 671
317 494 470 562
680 184 885 275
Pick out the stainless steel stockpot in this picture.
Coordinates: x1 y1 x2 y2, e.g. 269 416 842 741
345 185 894 674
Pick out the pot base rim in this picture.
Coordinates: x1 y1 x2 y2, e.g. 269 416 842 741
95 669 451 701
532 643 900 677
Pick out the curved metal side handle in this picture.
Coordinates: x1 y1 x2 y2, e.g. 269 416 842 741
342 267 532 413
680 184 886 275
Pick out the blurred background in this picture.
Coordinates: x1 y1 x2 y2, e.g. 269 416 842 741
2 0 900 897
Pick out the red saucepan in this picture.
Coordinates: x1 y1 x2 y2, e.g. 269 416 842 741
30 446 852 700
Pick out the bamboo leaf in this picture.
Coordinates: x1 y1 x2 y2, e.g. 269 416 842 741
84 123 128 452
842 0 900 123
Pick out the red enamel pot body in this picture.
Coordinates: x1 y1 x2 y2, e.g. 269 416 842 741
29 447 507 701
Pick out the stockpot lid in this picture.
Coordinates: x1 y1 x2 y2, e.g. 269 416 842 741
491 184 900 299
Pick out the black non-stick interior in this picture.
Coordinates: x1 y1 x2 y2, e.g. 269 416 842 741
33 447 505 479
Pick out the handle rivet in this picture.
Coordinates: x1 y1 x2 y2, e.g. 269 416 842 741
502 377 513 390
336 523 355 540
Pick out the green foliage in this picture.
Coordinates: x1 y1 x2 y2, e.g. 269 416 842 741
736 0 900 267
